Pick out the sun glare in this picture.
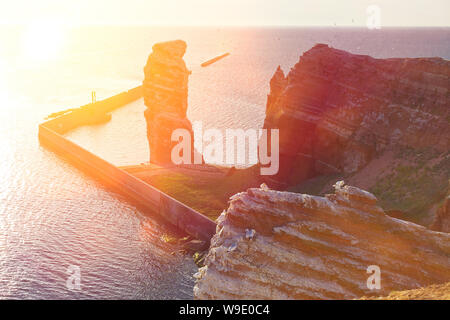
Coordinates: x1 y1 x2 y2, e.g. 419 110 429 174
21 20 65 62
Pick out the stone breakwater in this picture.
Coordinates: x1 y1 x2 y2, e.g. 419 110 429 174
143 40 196 164
262 44 450 186
194 182 450 299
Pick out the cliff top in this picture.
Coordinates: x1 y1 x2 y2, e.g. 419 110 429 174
151 39 187 58
307 43 449 64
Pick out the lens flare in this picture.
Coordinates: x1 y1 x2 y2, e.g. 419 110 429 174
21 20 65 62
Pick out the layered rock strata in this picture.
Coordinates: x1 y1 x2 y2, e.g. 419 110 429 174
194 182 450 299
262 44 450 187
143 40 195 164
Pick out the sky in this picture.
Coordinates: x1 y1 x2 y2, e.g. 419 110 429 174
0 0 449 27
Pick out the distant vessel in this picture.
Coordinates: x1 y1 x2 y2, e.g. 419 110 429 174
201 53 230 67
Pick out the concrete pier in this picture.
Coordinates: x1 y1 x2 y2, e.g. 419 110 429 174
38 86 216 242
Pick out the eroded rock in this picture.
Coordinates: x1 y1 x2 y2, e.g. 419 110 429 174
143 40 196 164
194 182 450 300
261 44 450 187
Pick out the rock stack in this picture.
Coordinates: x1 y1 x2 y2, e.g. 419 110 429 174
194 182 450 299
143 40 195 164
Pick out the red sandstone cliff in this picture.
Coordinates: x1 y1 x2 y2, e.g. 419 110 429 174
431 195 450 233
261 44 449 225
362 282 450 300
143 40 196 165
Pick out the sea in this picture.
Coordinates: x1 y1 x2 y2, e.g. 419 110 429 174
0 26 448 299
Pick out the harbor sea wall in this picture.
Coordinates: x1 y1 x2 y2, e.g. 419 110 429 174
38 86 216 242
43 86 143 134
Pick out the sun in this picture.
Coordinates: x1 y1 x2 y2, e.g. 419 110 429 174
21 20 65 62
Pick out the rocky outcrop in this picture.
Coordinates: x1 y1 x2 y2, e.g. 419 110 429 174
431 195 450 233
194 182 450 300
362 282 450 300
262 44 450 187
143 40 195 164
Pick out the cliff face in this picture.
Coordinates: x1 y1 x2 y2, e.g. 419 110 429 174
432 196 450 233
263 44 449 183
261 44 449 223
143 40 195 164
194 182 450 300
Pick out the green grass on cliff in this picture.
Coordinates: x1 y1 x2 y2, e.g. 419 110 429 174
140 146 448 225
142 166 261 220
287 147 449 226
369 148 449 224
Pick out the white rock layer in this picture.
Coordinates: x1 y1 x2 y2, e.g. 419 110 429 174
194 182 450 299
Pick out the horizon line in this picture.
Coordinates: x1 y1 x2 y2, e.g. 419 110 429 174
1 22 449 28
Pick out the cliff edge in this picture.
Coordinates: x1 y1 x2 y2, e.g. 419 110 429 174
194 182 450 300
261 44 449 225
